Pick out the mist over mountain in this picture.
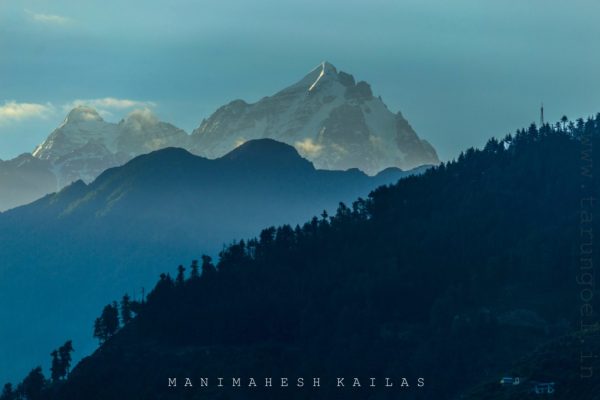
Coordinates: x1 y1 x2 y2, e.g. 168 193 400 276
0 154 56 212
0 139 424 383
33 107 189 164
0 107 188 211
189 61 439 174
32 106 188 187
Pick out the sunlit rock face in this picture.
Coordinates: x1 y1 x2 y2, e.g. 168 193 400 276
190 62 439 175
33 106 118 163
31 106 188 188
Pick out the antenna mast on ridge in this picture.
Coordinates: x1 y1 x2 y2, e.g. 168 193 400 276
540 102 545 126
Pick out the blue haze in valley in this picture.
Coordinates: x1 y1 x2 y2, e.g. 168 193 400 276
1 0 600 161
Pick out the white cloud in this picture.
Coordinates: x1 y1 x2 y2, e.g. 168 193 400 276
62 98 156 114
0 101 55 124
61 98 157 120
0 97 157 126
123 108 159 130
295 138 323 157
25 9 72 25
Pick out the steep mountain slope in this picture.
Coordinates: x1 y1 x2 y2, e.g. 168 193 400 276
33 106 189 187
189 62 439 174
34 117 599 400
0 139 422 383
32 107 119 162
114 109 190 156
0 154 56 211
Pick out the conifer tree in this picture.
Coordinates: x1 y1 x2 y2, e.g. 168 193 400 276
176 265 186 286
93 317 105 344
561 115 568 130
20 367 45 400
58 341 74 377
120 294 133 325
190 260 200 280
201 255 216 279
50 350 61 382
94 303 120 343
0 383 15 400
106 302 120 336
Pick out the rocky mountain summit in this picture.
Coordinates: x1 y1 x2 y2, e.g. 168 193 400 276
32 107 188 187
189 61 439 174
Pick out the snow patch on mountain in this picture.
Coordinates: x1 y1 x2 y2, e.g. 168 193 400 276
189 61 439 174
308 62 327 91
31 106 188 188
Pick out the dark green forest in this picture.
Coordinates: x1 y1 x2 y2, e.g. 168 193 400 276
2 115 599 400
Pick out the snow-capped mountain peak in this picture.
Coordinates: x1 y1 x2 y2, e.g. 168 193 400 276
307 61 338 91
116 109 188 155
62 106 104 125
280 61 345 95
190 62 439 174
119 108 159 131
31 106 189 187
33 107 117 161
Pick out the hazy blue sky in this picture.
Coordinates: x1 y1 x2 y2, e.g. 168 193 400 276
1 0 600 161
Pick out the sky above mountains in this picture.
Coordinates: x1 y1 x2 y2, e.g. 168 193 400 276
1 0 600 161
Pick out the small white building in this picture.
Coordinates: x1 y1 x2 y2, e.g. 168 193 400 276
531 381 555 394
500 377 520 386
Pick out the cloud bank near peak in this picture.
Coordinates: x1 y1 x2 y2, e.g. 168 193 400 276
62 98 157 118
0 101 55 125
0 97 157 128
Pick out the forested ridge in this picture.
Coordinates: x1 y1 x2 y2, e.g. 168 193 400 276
2 115 599 400
0 138 416 383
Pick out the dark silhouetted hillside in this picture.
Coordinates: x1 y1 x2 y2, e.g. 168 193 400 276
0 139 420 384
16 115 597 399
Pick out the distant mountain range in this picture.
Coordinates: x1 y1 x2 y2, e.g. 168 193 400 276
0 62 438 211
0 139 426 383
